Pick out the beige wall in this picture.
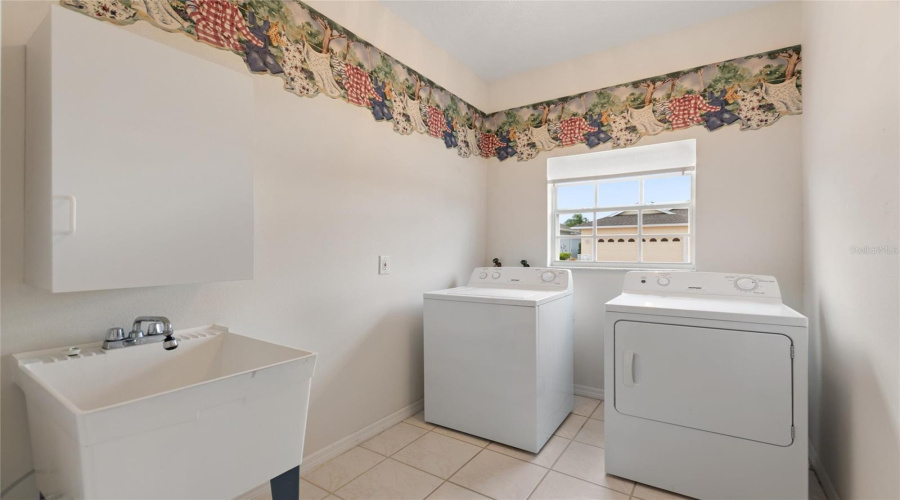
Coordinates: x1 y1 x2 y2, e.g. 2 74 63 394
487 2 802 113
0 1 489 494
486 3 803 396
801 2 900 499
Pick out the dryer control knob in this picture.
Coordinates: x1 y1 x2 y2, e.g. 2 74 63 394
478 271 488 279
541 271 555 282
657 277 670 286
735 277 758 291
492 272 501 279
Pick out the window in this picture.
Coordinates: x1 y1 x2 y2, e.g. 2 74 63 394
547 140 696 269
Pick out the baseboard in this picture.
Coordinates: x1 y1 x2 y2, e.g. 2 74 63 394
237 398 424 499
300 398 424 474
0 470 37 500
809 441 840 500
574 384 604 400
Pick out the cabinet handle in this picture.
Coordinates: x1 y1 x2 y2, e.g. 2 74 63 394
624 350 635 387
54 195 77 235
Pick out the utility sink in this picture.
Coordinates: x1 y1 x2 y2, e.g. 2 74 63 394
14 325 317 499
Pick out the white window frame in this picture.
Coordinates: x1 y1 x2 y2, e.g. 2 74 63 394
548 170 696 270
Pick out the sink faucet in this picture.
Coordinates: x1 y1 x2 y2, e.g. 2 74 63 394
103 316 179 351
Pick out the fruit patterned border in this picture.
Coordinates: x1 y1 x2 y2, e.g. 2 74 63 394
61 0 801 163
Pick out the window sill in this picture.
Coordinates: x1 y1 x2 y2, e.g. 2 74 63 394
549 263 696 272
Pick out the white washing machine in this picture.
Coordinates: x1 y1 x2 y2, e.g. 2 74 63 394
424 267 573 453
605 272 808 500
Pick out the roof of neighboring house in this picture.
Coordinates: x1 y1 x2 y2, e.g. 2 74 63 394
560 224 580 235
570 209 688 228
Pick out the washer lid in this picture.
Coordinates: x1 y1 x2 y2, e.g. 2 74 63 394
606 293 807 327
425 286 569 307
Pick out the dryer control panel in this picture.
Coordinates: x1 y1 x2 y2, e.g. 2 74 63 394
468 267 572 292
622 271 781 299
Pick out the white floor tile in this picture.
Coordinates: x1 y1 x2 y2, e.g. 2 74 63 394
427 482 490 500
552 441 633 495
530 471 630 500
360 422 429 457
574 418 605 448
301 479 330 500
555 414 588 439
393 431 482 479
573 396 602 417
304 447 386 492
486 436 570 468
433 426 491 447
632 483 693 500
335 459 443 500
590 401 605 421
449 449 547 500
405 411 436 431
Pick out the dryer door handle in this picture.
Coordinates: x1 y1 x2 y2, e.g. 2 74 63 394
624 350 635 387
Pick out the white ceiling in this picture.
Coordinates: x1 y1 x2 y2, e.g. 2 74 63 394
380 1 777 82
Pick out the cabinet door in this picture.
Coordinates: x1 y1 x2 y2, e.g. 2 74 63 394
614 321 793 446
49 6 253 292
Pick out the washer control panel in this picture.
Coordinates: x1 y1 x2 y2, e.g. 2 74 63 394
621 271 781 299
468 267 572 290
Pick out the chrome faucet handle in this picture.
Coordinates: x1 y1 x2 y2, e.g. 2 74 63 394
105 327 125 341
128 326 144 340
146 322 165 336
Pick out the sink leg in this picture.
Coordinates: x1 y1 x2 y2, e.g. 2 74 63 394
270 465 299 500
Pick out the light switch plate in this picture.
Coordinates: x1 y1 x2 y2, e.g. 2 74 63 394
379 256 391 275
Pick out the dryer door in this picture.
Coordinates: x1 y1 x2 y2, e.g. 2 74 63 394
614 321 793 446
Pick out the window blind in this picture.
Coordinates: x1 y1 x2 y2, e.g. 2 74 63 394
547 139 696 183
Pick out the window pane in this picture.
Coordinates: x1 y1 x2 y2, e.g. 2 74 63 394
643 236 691 263
556 238 580 261
641 208 689 234
576 239 594 262
596 211 638 236
558 213 593 236
598 179 639 207
644 175 691 205
556 237 593 262
597 235 638 262
557 182 594 210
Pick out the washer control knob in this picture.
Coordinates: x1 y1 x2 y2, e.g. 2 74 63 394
735 277 758 291
492 272 501 279
478 271 488 279
541 271 555 282
657 277 670 286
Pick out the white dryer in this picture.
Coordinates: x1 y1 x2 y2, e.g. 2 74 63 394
424 267 573 453
604 272 807 499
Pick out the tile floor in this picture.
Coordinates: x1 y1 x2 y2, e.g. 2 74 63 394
253 396 830 500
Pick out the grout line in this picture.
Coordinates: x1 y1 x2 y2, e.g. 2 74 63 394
544 432 637 498
445 447 499 499
386 448 455 482
549 436 574 470
322 411 617 499
427 480 448 499
306 446 388 495
525 467 551 500
336 422 491 496
380 428 490 496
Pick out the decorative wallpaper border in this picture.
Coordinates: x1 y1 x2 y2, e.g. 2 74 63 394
61 0 802 162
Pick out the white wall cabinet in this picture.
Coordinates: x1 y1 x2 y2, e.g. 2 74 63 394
25 5 254 293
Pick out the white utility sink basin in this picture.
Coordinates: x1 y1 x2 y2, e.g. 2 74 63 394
14 325 317 499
